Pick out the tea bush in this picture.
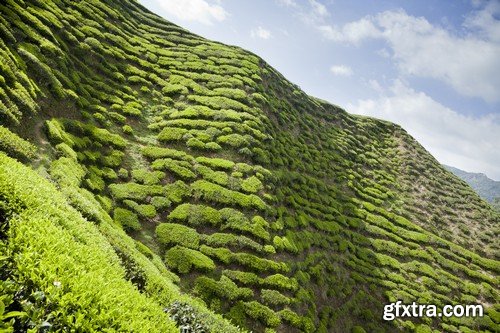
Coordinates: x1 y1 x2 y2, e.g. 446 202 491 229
164 246 215 274
156 223 200 249
114 207 141 231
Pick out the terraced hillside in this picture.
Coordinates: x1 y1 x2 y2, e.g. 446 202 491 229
0 0 498 332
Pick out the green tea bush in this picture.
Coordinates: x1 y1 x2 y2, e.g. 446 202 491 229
241 176 263 193
100 150 124 168
191 180 267 210
164 246 215 274
156 223 200 249
157 127 188 142
164 180 191 203
260 289 291 306
243 301 281 327
217 133 249 149
152 158 196 180
195 276 253 301
0 125 36 159
195 156 235 170
163 301 210 333
151 196 171 209
141 146 189 160
199 245 232 264
263 274 299 291
161 83 188 96
195 165 229 186
131 169 165 185
122 124 133 134
109 183 164 201
114 207 141 231
233 253 287 273
123 200 157 218
203 233 263 252
222 270 261 286
0 155 177 332
168 203 222 226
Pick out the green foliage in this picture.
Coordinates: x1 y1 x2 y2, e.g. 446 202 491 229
260 289 291 306
157 127 188 142
196 156 235 170
168 203 222 226
195 276 253 301
49 157 86 187
263 274 299 291
243 301 281 327
156 223 200 249
0 155 177 332
152 158 196 180
142 146 190 161
199 245 233 264
123 200 157 218
241 175 263 193
109 183 163 201
217 133 250 148
192 180 267 210
0 126 36 159
151 196 171 209
114 207 141 231
164 301 210 333
164 180 191 203
122 124 133 134
203 233 263 252
131 169 165 185
164 246 215 274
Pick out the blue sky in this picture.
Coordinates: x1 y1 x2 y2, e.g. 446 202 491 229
139 0 500 180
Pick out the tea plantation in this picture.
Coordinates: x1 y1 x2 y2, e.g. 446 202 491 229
0 0 498 332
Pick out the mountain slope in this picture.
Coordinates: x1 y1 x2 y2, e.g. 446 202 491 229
444 165 500 204
0 0 498 332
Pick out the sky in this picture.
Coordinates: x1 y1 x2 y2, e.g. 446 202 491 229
139 0 500 180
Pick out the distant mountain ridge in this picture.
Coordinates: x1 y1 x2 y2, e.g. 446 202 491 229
444 165 500 202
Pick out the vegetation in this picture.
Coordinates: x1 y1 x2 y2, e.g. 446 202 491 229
0 0 498 332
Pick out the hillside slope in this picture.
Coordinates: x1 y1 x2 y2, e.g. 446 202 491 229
0 0 498 332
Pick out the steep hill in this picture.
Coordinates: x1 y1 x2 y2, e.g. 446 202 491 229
444 165 500 204
0 0 498 332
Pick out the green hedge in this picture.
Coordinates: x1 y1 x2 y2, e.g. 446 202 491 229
156 223 200 249
0 154 177 332
114 207 141 231
191 180 266 210
194 276 253 301
242 301 280 327
168 203 222 226
0 125 36 159
164 246 215 274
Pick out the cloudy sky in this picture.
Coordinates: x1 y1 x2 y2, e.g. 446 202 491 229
139 0 500 180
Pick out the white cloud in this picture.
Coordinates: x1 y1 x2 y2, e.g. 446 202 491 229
318 7 500 102
299 0 330 25
330 65 353 76
347 80 500 179
154 0 227 25
251 26 272 40
309 0 329 18
367 79 384 93
319 17 381 44
276 0 298 7
464 1 500 42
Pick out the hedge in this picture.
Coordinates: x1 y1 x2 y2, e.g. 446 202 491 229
164 246 215 274
156 223 200 249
